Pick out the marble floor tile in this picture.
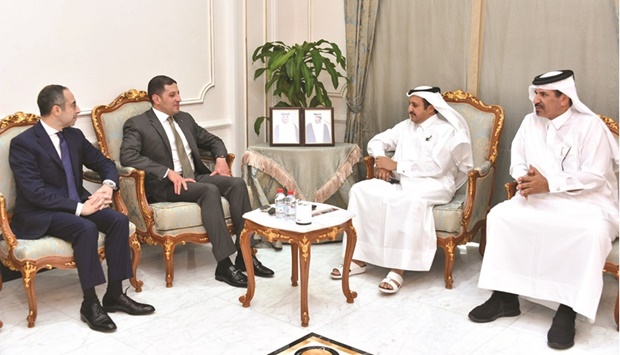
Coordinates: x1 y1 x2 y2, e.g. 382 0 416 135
0 241 617 354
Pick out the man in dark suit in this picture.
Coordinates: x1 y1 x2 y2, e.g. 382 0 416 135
120 75 274 288
9 85 155 332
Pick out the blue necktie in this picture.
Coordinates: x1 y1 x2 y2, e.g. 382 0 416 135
57 132 80 202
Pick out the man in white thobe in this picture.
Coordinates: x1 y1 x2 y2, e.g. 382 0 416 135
273 113 299 144
305 113 331 143
469 70 619 350
331 86 473 294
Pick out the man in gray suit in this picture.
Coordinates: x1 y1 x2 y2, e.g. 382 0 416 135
120 75 274 288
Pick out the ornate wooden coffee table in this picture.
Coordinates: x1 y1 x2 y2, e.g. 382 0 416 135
238 203 358 327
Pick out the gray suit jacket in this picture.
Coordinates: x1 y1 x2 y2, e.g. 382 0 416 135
120 109 228 201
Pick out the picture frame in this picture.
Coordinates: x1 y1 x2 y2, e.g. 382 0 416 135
302 107 335 146
269 107 302 146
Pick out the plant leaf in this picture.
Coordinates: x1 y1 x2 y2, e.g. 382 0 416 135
268 48 296 71
253 67 267 80
324 61 340 89
301 63 312 95
254 116 267 136
310 49 323 78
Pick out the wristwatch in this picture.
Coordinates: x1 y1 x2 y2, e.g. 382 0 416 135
215 155 226 159
103 180 117 190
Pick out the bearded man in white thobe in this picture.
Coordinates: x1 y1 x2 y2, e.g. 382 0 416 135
469 70 619 350
330 86 473 294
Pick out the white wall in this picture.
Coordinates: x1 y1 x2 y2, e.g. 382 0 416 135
0 0 346 174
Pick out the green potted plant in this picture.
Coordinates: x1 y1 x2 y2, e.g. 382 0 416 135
251 39 348 135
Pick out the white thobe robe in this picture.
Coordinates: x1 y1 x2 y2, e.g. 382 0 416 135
274 123 299 143
346 115 472 270
306 122 330 143
478 108 619 321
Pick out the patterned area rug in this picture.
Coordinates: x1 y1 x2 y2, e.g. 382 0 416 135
268 333 371 355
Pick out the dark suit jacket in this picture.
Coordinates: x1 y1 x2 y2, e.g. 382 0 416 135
120 109 228 201
9 122 119 239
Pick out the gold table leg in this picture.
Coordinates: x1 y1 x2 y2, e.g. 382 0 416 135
291 243 299 287
341 221 358 303
239 218 357 327
239 222 255 307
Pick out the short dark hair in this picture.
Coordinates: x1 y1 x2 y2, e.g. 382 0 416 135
37 84 67 116
147 75 177 103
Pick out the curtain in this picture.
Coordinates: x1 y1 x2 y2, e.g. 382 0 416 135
359 0 473 153
343 0 380 150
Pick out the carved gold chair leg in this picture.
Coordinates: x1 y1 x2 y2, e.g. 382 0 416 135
163 239 176 288
128 233 143 292
22 265 39 328
439 240 455 289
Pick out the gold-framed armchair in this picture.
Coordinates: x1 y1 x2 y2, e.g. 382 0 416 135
0 112 142 328
88 89 235 288
503 115 618 329
363 90 504 289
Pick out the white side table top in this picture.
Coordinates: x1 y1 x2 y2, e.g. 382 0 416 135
243 203 355 233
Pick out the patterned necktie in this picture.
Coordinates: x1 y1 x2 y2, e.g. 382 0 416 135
57 132 80 201
167 116 195 179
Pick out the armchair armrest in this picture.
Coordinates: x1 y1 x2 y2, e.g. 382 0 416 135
461 160 495 232
474 160 492 176
83 169 103 184
118 167 155 236
363 156 375 180
363 152 396 180
505 181 517 199
199 149 235 172
0 193 18 250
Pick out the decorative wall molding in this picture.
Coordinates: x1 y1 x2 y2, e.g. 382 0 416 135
183 0 216 105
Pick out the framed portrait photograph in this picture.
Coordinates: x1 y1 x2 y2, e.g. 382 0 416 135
302 108 335 146
269 107 302 146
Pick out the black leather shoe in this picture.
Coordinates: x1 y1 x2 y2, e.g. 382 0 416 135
235 254 275 277
469 292 521 323
215 265 248 288
102 292 155 315
80 300 117 332
547 306 576 349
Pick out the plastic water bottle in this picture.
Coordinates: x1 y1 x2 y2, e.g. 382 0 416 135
285 190 296 222
275 188 285 219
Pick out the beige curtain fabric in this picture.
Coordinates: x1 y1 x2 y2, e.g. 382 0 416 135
361 0 473 153
343 0 380 150
478 0 619 206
